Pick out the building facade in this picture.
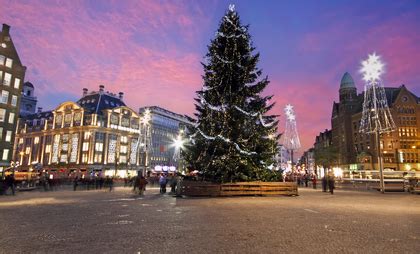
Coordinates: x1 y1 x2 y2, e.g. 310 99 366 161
331 72 419 174
20 81 38 117
0 24 26 171
139 106 190 174
13 86 145 178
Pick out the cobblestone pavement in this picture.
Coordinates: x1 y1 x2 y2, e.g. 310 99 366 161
0 187 419 254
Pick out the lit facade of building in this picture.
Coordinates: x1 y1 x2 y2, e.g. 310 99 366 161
13 86 145 177
331 72 419 173
0 24 26 171
139 106 190 174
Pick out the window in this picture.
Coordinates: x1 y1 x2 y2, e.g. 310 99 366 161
0 108 5 122
2 149 9 161
14 78 20 89
1 90 9 104
8 112 14 124
45 144 51 153
120 145 127 153
11 95 17 107
95 142 103 152
3 73 11 86
5 131 12 142
0 71 3 80
0 55 4 65
5 58 13 68
25 147 30 154
82 142 89 151
0 127 2 140
34 137 39 144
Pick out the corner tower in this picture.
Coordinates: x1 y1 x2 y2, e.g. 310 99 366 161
339 72 357 102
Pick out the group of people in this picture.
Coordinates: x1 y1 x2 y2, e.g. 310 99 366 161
73 174 114 192
284 171 336 194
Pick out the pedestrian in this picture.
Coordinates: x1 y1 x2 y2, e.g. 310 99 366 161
304 173 309 187
170 174 177 193
73 176 79 191
5 173 16 195
312 174 317 189
322 175 327 192
109 177 114 192
138 176 148 196
159 174 167 194
328 174 335 195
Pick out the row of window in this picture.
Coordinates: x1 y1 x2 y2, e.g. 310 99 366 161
0 71 20 88
0 108 15 124
0 55 13 68
398 128 418 137
1 90 18 106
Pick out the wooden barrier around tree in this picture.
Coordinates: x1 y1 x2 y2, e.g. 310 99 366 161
180 181 298 197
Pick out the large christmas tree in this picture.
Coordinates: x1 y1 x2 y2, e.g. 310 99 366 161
184 5 279 183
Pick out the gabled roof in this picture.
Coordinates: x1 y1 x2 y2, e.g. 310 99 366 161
77 92 126 115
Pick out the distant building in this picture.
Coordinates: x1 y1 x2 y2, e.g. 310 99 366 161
20 81 38 116
13 85 144 177
300 148 315 174
139 106 191 174
331 72 419 172
0 24 26 172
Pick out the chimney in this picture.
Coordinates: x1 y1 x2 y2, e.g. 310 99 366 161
99 85 104 94
118 92 124 100
37 107 43 113
2 24 10 34
82 88 88 96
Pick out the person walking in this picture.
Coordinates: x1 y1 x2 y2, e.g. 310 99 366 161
170 174 177 193
159 174 167 194
322 175 327 192
109 177 114 192
328 173 335 195
73 176 79 191
5 173 16 195
312 174 317 189
138 176 148 196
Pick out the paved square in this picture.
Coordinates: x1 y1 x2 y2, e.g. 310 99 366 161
0 187 419 253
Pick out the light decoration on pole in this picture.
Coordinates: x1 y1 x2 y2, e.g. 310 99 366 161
359 53 396 193
140 108 153 175
282 104 301 165
173 133 184 161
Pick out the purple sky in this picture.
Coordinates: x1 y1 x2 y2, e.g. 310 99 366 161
1 0 419 157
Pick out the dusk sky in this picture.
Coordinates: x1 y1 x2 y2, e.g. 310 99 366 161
1 0 419 156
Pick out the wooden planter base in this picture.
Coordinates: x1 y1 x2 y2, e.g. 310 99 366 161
180 181 298 197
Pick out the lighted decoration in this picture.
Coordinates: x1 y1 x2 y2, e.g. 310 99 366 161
359 53 396 193
359 53 396 134
107 135 117 163
70 134 79 163
51 134 60 163
130 139 138 165
282 104 301 151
